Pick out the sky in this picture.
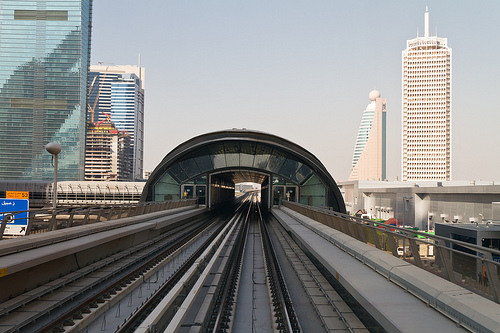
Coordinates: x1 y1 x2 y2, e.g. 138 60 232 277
90 1 500 182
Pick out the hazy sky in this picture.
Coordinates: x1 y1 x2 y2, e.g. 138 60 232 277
91 1 499 182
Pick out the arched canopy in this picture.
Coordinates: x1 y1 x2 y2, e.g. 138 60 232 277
141 129 346 212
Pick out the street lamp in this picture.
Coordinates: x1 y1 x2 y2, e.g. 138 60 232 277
46 142 61 211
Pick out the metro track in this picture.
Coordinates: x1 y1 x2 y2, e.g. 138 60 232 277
0 206 231 332
168 195 368 333
0 196 371 332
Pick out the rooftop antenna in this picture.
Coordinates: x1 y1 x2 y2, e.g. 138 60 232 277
424 6 430 37
138 53 142 81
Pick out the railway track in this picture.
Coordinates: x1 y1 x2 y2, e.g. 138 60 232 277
0 204 240 332
0 195 370 332
267 214 369 333
169 195 367 333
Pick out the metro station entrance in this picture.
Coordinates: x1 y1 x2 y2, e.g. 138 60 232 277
141 129 346 213
181 176 207 205
272 174 298 205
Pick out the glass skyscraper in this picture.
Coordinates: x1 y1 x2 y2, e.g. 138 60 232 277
0 0 93 180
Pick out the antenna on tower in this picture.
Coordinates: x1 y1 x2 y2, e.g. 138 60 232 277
138 53 142 81
424 6 430 37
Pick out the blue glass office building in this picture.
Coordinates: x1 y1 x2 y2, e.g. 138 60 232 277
0 0 92 180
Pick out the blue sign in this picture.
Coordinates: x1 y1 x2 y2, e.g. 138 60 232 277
0 199 29 235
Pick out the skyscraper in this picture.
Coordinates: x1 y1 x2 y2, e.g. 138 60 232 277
402 7 452 181
349 90 387 181
87 65 145 180
85 121 132 181
0 0 93 181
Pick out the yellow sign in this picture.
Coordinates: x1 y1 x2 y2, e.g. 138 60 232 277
6 191 29 199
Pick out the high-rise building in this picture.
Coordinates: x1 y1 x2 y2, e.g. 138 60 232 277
349 90 387 181
402 7 452 181
0 0 93 181
88 65 145 180
85 121 132 181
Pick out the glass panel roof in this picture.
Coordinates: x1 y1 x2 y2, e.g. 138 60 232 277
240 141 256 167
179 159 200 179
267 148 287 173
194 155 213 173
224 141 240 167
293 163 313 183
168 163 188 183
280 159 302 180
160 140 319 186
207 142 226 169
254 144 272 169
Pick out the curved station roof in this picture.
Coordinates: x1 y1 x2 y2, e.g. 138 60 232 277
141 129 346 212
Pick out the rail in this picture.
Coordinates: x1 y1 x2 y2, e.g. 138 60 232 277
209 199 251 332
260 204 299 332
0 199 198 240
282 200 500 303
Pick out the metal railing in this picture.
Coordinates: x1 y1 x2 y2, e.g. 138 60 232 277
0 199 198 239
282 201 500 303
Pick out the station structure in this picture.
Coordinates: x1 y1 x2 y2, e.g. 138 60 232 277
141 129 346 211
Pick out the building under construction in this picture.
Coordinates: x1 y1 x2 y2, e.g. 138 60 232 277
85 121 133 181
87 65 145 181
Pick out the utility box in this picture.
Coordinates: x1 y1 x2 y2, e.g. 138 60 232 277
419 244 434 257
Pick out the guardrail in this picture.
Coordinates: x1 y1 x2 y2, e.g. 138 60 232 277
0 199 198 239
282 201 500 303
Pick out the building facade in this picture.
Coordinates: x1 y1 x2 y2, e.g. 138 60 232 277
349 90 386 181
85 121 132 181
339 180 500 232
0 0 93 181
402 7 452 181
88 65 145 180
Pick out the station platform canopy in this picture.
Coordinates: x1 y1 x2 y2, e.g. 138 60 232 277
141 129 346 212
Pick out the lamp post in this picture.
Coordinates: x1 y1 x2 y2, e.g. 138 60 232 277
46 142 61 211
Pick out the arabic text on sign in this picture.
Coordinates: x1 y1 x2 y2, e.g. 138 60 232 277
6 191 29 199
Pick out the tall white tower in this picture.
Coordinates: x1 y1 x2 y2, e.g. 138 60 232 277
402 7 452 181
349 90 387 181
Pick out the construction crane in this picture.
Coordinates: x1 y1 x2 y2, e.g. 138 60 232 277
87 62 113 124
94 112 112 128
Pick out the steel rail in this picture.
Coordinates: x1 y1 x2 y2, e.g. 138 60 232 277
209 198 252 332
114 200 250 333
160 203 247 332
36 214 219 333
0 215 208 322
268 215 359 332
259 204 299 333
